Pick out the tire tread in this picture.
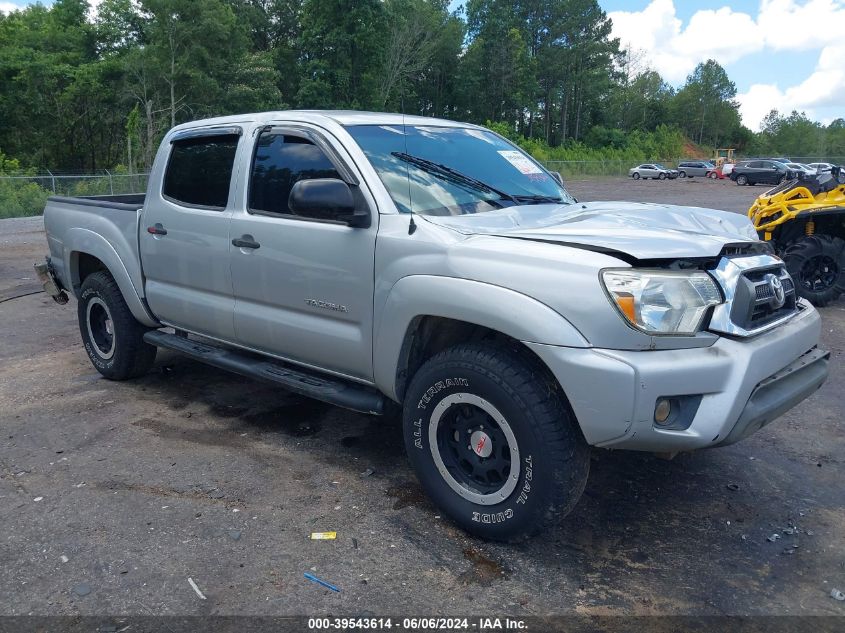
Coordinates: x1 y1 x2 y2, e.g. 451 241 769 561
409 342 589 540
78 271 156 380
783 234 845 306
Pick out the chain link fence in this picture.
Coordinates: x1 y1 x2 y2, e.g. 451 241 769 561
5 170 151 196
0 171 150 219
787 156 845 165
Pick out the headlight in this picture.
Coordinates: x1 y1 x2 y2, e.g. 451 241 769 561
601 269 722 335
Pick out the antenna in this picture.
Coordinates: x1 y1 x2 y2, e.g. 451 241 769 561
401 91 417 234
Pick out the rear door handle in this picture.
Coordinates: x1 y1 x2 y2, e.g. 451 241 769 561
232 235 260 249
147 223 167 236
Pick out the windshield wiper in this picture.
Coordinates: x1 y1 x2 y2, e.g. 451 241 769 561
511 194 566 204
391 152 518 205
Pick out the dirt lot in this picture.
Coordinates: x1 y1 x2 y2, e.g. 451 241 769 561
568 173 765 213
1 177 843 619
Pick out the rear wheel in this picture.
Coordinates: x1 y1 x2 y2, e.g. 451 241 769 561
736 174 748 185
403 343 589 541
78 271 157 380
783 235 845 306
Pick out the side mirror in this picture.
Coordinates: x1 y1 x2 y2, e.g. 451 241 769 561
550 171 564 185
288 178 370 228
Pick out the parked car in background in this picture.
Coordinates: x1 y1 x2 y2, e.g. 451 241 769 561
807 162 836 173
785 162 816 176
678 161 716 178
730 160 797 186
808 162 845 183
628 163 679 180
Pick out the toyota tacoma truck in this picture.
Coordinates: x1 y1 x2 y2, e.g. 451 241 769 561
36 111 829 541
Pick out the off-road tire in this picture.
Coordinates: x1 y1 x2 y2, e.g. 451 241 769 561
736 174 748 185
402 343 589 541
632 172 640 180
783 235 845 306
78 271 157 380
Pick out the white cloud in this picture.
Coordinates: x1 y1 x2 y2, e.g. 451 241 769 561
608 0 845 128
737 43 845 130
608 0 763 83
0 0 104 18
0 2 25 13
758 0 845 50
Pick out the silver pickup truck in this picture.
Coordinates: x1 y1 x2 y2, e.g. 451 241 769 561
37 110 829 541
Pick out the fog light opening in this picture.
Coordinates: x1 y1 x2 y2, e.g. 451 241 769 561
654 398 672 425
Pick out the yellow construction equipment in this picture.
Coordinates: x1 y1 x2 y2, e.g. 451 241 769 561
749 167 845 305
714 148 735 168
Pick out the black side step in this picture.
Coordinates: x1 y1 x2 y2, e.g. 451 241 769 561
143 330 385 415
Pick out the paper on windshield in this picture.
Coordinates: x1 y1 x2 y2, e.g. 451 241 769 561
497 150 543 175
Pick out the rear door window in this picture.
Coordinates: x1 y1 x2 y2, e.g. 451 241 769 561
163 134 240 209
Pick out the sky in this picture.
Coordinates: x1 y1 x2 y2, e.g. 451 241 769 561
602 0 844 130
2 0 843 131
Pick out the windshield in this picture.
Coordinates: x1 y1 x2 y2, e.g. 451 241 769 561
654 163 669 169
346 124 574 215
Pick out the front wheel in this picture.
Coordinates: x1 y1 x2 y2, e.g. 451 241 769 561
658 172 666 180
708 171 718 179
402 343 589 541
736 174 748 185
78 271 157 380
783 235 845 306
678 171 687 178
632 172 640 180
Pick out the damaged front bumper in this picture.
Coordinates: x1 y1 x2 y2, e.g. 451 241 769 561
527 302 829 452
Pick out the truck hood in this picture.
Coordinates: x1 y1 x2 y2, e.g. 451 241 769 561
423 201 758 260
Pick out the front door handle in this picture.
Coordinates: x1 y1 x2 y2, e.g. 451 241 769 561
147 223 167 236
232 235 260 249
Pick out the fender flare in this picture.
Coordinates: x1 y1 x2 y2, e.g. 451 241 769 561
373 275 589 400
64 228 159 328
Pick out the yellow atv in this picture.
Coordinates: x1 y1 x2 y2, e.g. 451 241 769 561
749 167 845 306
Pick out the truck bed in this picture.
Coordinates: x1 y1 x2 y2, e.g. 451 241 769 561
47 193 146 211
43 193 148 314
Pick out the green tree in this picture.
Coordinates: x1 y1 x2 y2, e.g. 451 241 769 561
140 0 248 126
223 51 284 113
296 0 386 109
750 109 825 157
669 60 748 148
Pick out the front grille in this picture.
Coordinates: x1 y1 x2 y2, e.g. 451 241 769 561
708 255 800 337
755 276 794 301
731 266 797 330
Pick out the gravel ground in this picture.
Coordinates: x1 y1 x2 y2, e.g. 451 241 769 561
1 180 843 618
566 174 769 213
